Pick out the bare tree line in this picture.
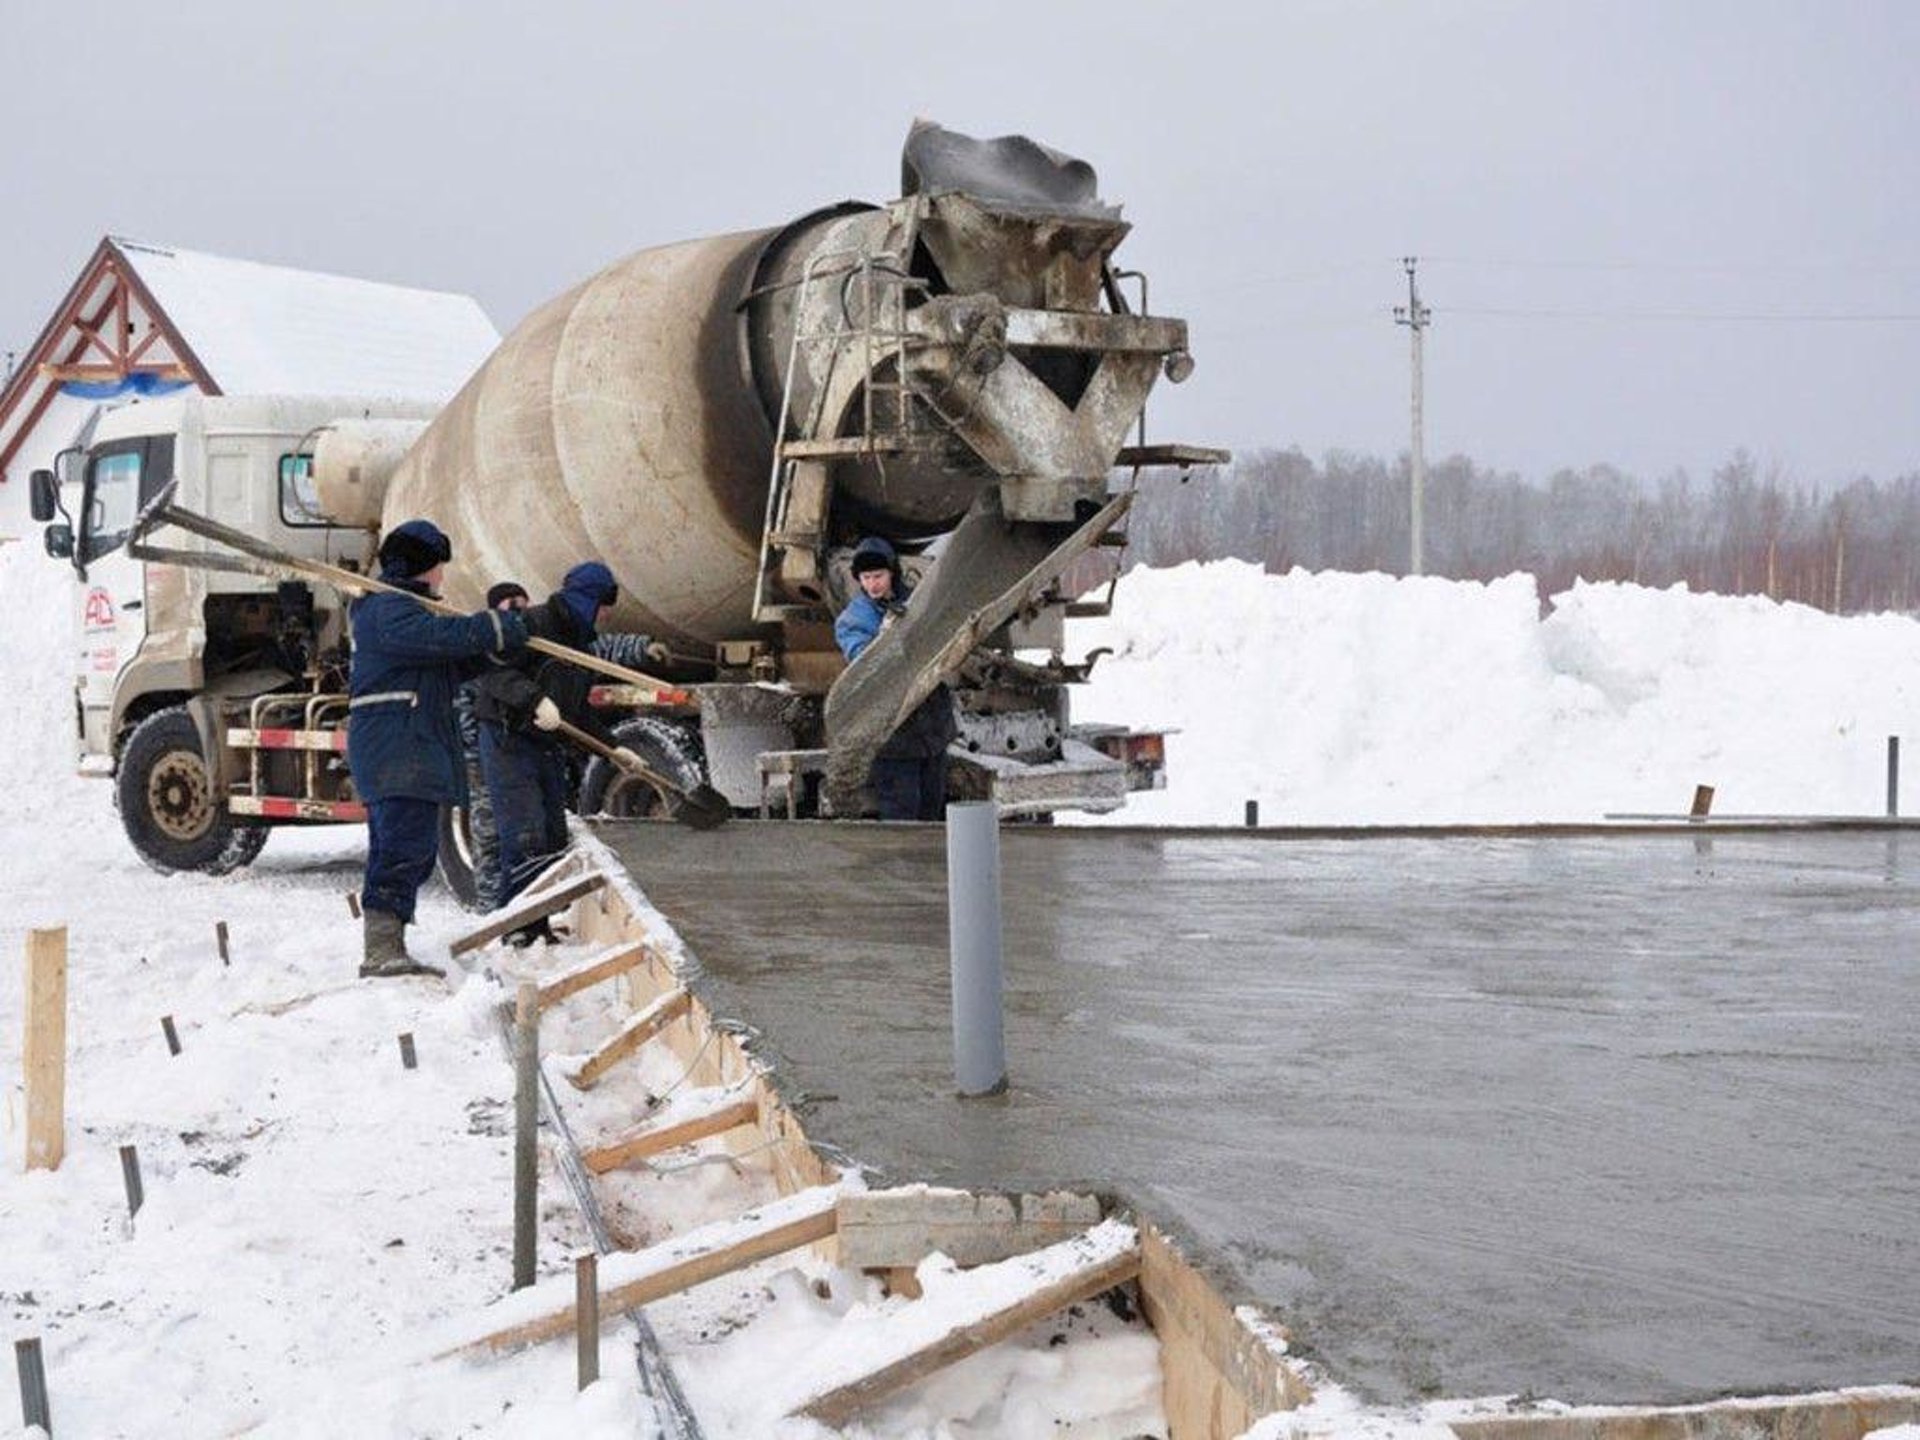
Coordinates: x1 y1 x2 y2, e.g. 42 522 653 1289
1095 448 1920 614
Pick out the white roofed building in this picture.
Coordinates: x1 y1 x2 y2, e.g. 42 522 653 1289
0 237 498 532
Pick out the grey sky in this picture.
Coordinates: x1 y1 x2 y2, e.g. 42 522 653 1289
3 1 1914 486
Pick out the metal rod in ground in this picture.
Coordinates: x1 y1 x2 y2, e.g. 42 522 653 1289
945 801 1007 1098
576 1251 600 1390
215 920 229 966
513 981 540 1291
398 1033 417 1070
161 1015 181 1056
119 1144 144 1219
1888 737 1901 818
1245 799 1259 828
15 1336 50 1434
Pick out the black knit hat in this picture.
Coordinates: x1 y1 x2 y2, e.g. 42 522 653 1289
377 519 452 579
486 581 529 608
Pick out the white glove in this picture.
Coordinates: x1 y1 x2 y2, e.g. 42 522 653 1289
532 697 563 732
611 746 647 775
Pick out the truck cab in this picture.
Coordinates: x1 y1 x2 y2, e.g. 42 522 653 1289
33 392 437 870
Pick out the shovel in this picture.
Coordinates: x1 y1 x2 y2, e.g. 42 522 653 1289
549 717 732 831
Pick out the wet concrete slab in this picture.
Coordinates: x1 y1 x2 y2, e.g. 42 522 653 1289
594 822 1920 1407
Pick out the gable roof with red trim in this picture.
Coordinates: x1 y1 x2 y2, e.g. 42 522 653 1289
0 237 499 484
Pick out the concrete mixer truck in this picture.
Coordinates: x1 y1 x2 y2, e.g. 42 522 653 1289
29 122 1224 886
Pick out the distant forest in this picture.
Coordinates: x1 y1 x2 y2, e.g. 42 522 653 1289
1100 449 1920 614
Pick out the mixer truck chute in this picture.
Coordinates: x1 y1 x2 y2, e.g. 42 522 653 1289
34 122 1224 882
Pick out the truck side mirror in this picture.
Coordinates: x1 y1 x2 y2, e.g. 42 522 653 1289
29 469 57 523
44 522 74 560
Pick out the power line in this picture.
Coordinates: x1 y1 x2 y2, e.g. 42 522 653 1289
1437 306 1920 323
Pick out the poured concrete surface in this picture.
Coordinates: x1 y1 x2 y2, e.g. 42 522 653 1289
596 823 1920 1406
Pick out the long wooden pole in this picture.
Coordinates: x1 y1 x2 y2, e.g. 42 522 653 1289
24 927 66 1172
138 501 686 703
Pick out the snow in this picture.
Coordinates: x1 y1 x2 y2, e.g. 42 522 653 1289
115 238 501 403
7 530 1918 1436
1070 561 1920 825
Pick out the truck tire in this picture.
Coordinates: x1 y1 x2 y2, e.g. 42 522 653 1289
437 803 485 911
576 717 708 820
117 706 269 876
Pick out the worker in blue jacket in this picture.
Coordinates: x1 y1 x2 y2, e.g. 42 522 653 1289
472 561 642 940
348 519 528 977
835 537 957 820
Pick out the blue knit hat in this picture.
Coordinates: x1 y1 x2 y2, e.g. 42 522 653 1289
562 561 618 607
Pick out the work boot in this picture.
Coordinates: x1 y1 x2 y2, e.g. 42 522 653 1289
505 916 559 949
359 909 444 979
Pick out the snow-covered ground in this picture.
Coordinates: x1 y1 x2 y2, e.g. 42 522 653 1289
7 534 1919 1438
1071 561 1920 825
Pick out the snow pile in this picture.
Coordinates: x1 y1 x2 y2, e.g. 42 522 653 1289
1070 561 1920 824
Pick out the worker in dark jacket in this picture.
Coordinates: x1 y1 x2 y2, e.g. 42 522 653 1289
348 519 528 976
473 561 644 932
834 537 957 821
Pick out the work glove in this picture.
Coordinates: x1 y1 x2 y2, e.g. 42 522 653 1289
611 746 647 775
532 697 563 732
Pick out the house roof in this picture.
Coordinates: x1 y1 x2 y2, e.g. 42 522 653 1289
111 238 500 399
0 237 498 484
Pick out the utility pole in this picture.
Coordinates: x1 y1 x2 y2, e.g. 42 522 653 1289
1393 257 1431 576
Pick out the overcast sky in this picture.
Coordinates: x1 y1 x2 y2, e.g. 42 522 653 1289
2 1 1915 486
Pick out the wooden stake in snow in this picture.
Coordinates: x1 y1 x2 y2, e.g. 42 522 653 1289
398 1033 417 1071
214 920 230 966
161 1015 182 1057
119 1144 144 1219
512 982 539 1291
23 926 66 1172
346 891 362 920
1690 784 1715 820
14 1336 50 1435
575 1252 599 1390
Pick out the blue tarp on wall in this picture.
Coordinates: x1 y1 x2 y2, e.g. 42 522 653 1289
58 372 192 401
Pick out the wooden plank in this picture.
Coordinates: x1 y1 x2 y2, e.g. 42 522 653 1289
582 1093 760 1175
449 872 607 956
794 1222 1142 1425
442 1185 841 1356
837 1187 1104 1270
535 940 650 1011
566 987 691 1089
23 927 67 1171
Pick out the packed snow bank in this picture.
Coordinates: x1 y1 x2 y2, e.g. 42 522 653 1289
1069 562 1920 825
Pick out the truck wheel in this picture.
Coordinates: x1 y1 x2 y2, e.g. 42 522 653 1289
435 695 498 912
577 717 708 820
117 706 269 876
437 804 484 910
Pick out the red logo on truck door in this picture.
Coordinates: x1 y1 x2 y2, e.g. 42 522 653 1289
84 586 119 672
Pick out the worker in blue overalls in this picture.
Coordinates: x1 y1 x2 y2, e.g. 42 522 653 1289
347 520 528 977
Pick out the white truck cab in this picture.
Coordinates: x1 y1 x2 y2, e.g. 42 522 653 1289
33 392 436 870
